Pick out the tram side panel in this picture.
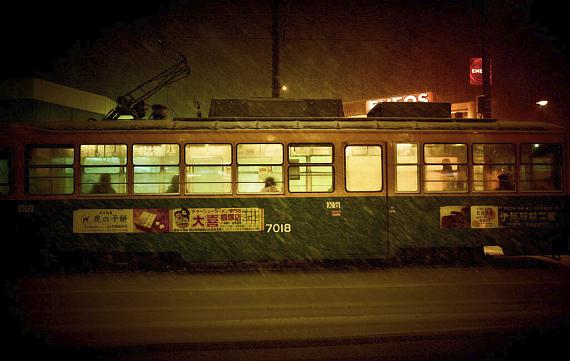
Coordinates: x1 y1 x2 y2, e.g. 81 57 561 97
7 195 389 272
388 195 565 261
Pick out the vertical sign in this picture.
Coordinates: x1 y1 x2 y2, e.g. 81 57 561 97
470 58 492 86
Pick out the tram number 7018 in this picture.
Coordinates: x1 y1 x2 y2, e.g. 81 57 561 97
266 223 292 233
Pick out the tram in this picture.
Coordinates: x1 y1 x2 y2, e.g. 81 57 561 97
1 99 568 272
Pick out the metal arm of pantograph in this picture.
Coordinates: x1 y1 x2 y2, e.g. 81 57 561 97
104 45 191 120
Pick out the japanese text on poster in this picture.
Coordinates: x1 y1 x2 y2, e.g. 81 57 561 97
171 207 264 232
73 209 133 233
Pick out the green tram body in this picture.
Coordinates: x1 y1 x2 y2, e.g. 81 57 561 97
1 117 568 272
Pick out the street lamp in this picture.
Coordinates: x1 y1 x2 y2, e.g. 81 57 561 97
536 100 549 124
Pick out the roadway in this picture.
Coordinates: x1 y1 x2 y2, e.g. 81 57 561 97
5 258 570 360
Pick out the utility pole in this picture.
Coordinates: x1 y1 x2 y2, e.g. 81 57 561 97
271 0 287 98
480 0 492 118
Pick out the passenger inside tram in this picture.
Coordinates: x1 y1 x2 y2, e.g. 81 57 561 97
90 173 116 194
261 177 280 192
166 174 180 193
440 158 457 191
496 172 514 191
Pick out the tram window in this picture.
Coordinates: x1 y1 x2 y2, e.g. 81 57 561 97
423 143 467 193
345 145 382 192
472 144 515 192
133 144 180 194
288 144 334 193
237 144 283 193
395 143 418 193
80 144 127 195
0 149 11 195
27 146 74 195
185 144 232 194
520 143 562 191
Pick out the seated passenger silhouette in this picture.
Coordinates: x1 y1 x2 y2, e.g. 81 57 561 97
496 172 514 191
261 177 280 192
166 174 180 193
90 173 116 194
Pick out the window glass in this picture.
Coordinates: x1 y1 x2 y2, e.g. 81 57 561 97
0 149 11 195
345 145 382 192
133 144 179 165
185 144 232 194
396 165 419 192
80 145 127 195
423 143 467 193
424 143 467 164
186 166 232 194
472 144 515 192
396 143 418 164
28 146 74 194
289 166 334 193
238 166 283 193
186 144 231 165
237 144 283 194
520 143 562 191
237 144 283 165
289 144 333 164
28 147 74 165
472 144 515 164
395 143 418 192
133 144 180 194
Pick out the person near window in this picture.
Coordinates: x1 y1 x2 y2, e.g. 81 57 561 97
261 177 280 192
90 173 116 194
167 174 180 193
441 158 456 191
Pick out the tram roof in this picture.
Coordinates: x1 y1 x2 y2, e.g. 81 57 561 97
5 117 564 132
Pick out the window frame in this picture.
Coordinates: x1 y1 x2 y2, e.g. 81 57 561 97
422 143 469 194
0 148 13 196
236 143 284 195
79 143 128 196
184 143 233 195
344 144 383 193
287 143 335 193
519 143 563 193
26 145 75 195
132 143 181 195
394 142 420 194
471 143 516 193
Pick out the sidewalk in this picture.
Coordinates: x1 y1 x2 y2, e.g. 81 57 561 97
528 254 570 268
489 254 570 268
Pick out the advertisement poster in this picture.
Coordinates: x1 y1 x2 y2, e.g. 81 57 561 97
73 209 134 233
440 205 558 229
471 206 499 228
74 207 263 233
133 209 170 233
171 207 264 232
499 206 558 228
440 206 471 228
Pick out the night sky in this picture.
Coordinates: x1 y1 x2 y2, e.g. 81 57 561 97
2 0 569 122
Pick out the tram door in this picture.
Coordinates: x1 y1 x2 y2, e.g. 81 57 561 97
344 144 389 258
387 142 421 257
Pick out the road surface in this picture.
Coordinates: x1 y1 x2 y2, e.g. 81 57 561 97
5 261 570 360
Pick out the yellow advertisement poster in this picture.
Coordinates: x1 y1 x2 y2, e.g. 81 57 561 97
73 209 134 233
171 207 264 232
471 206 499 228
